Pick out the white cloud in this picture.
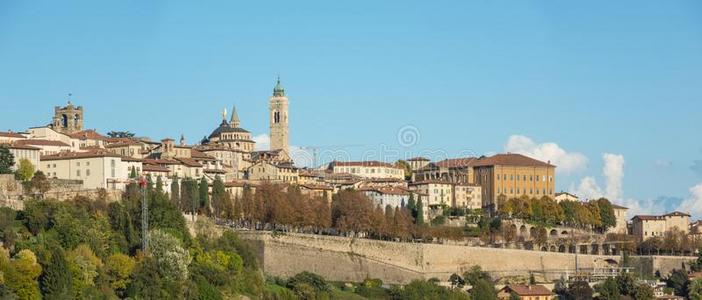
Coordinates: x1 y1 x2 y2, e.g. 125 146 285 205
253 134 270 151
603 153 624 201
570 153 624 202
504 135 588 174
677 183 702 217
572 176 603 200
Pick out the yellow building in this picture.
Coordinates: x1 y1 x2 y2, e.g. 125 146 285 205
470 153 556 214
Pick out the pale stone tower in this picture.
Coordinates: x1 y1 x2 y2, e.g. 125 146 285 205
51 100 84 133
269 77 289 153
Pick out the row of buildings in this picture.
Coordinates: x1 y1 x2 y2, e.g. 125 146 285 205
0 79 696 245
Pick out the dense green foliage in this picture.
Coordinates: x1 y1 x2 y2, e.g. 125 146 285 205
0 146 14 174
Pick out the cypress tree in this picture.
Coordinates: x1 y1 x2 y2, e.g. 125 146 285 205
170 176 180 204
156 176 164 194
407 193 417 219
416 198 425 225
199 177 210 216
41 246 72 299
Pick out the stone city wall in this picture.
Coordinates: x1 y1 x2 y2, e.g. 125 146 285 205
237 231 695 285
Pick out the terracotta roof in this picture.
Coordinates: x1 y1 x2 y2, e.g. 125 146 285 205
143 164 170 172
434 157 476 168
330 160 399 168
191 149 216 160
120 156 143 162
471 153 555 168
41 150 120 161
611 203 628 210
555 192 578 198
503 285 553 296
298 183 333 191
204 168 227 174
1 143 39 150
0 131 25 138
664 211 691 217
175 157 203 168
16 139 70 147
408 180 453 186
143 158 180 165
66 130 107 141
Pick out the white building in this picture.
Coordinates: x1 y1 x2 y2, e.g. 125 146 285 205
15 139 72 155
27 126 80 151
39 150 138 190
328 161 404 180
4 144 41 171
0 131 27 144
555 191 579 203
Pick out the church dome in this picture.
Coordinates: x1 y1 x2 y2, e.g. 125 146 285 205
208 119 249 139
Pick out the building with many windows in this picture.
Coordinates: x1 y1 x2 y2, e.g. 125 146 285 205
39 150 137 190
631 211 690 242
470 153 556 214
328 161 404 180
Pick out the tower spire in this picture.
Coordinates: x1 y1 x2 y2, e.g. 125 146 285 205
230 105 240 127
273 76 285 97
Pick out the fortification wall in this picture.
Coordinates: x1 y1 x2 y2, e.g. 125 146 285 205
237 231 696 285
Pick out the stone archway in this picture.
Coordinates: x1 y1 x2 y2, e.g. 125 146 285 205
568 245 576 253
549 229 558 237
559 245 566 253
529 227 536 238
549 245 557 252
520 225 528 237
540 246 548 252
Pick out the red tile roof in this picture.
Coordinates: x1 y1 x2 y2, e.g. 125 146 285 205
0 131 25 138
175 157 203 168
434 157 476 168
1 143 39 150
472 153 555 168
143 164 170 173
41 150 121 161
191 149 216 161
502 285 554 296
16 139 70 147
298 183 334 191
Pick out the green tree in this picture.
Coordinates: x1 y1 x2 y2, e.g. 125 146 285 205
0 249 42 300
15 158 35 181
595 198 616 232
0 146 14 174
105 253 135 294
211 175 226 219
566 280 593 300
471 279 497 300
41 245 72 299
395 160 412 180
170 176 180 203
615 272 636 296
634 283 655 300
129 167 137 179
155 176 164 194
199 177 210 216
407 193 417 219
66 244 102 298
106 131 135 138
595 277 620 300
463 265 492 286
416 198 424 225
668 269 690 297
688 279 702 300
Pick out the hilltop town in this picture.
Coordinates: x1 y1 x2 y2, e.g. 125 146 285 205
1 79 700 299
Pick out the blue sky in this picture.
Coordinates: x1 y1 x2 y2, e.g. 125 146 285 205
1 1 701 216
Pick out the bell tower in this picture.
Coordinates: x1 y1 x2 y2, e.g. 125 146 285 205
269 76 289 154
52 98 84 134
